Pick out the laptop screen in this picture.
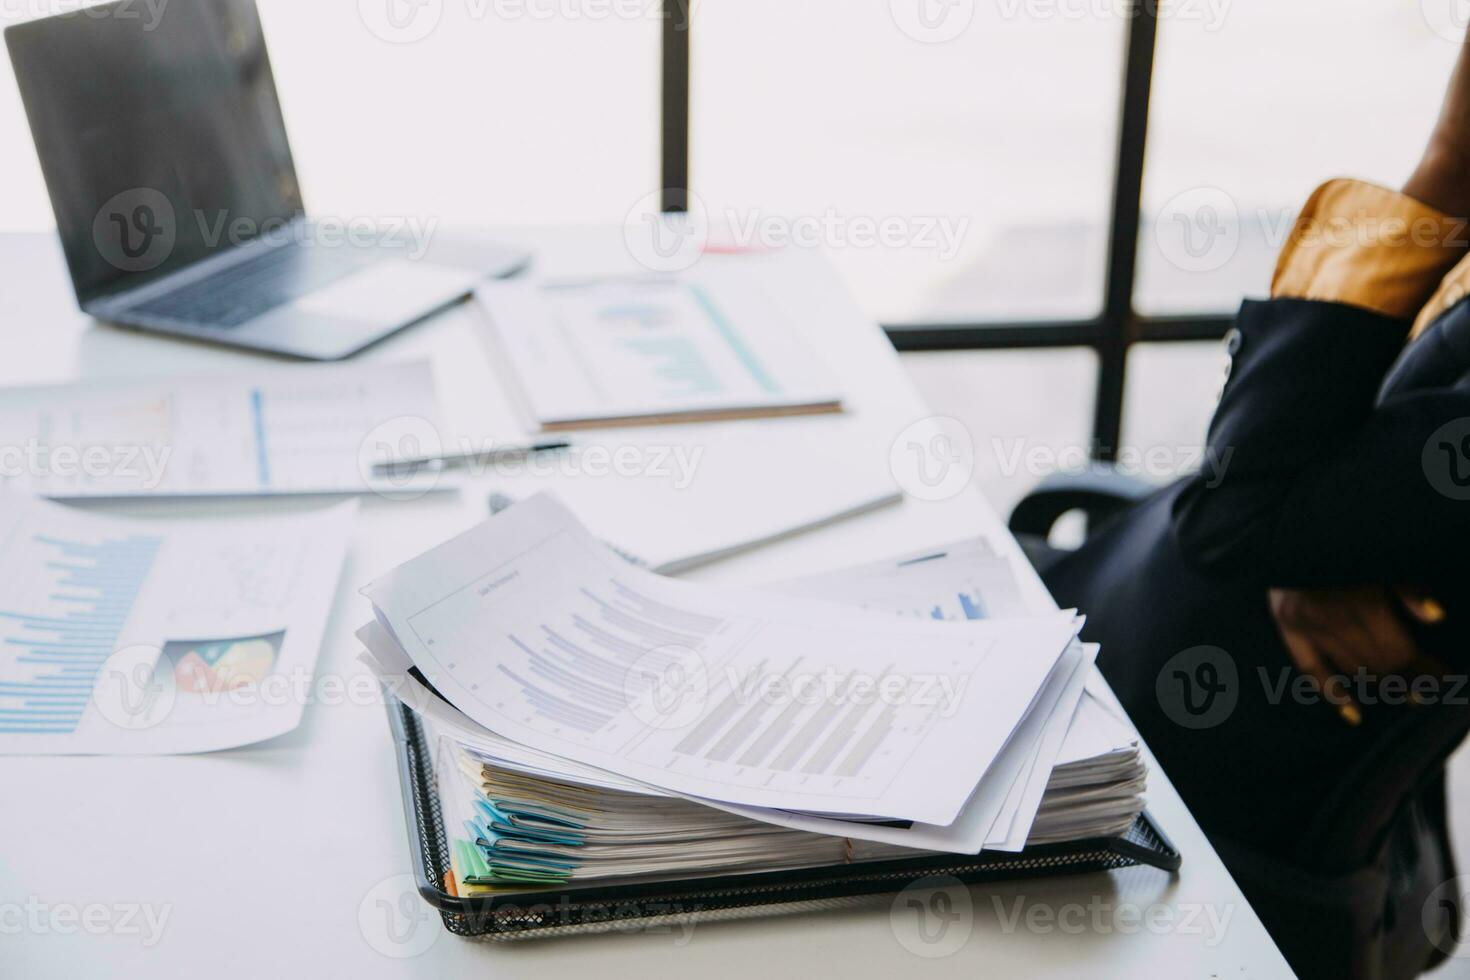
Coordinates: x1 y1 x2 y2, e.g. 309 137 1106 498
7 0 304 304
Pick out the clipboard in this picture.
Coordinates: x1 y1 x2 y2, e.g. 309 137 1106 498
385 695 1182 942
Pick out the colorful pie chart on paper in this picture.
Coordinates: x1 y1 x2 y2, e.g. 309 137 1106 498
168 636 280 694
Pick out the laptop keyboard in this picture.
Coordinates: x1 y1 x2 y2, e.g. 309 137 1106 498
128 245 366 328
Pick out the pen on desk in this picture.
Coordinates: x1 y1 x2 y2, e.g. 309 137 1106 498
372 441 571 478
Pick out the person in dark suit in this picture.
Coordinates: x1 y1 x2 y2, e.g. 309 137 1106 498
1039 32 1470 980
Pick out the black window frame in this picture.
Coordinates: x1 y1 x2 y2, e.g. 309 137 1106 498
660 1 1231 461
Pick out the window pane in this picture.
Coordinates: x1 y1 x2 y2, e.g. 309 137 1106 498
1120 340 1226 484
0 2 661 233
903 348 1099 515
693 0 1125 325
1138 0 1460 316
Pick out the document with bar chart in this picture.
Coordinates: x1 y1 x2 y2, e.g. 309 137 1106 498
775 539 1032 622
0 493 353 754
0 361 445 498
363 493 1081 827
477 277 844 429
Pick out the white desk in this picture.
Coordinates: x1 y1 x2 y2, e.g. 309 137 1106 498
0 230 1292 978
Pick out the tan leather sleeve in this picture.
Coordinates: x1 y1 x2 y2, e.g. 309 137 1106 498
1412 250 1470 339
1272 178 1467 322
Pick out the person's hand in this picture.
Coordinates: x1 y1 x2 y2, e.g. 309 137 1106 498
1269 587 1448 726
1406 26 1470 218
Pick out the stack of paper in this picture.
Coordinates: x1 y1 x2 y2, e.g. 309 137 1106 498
1026 702 1147 846
773 542 1145 851
358 494 1145 894
438 751 859 886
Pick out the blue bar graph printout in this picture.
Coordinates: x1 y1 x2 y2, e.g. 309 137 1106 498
0 530 161 735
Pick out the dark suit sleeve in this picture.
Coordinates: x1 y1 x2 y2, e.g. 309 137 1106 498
1171 297 1470 588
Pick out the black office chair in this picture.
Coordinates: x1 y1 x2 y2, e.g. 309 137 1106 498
1009 468 1470 980
1007 466 1156 572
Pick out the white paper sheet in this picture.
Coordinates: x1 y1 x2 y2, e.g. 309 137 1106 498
0 361 446 498
362 493 1080 825
0 493 354 754
701 641 1095 854
543 422 902 574
989 645 1100 851
771 540 1122 850
359 630 664 797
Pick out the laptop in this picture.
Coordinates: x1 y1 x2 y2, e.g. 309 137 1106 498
6 0 527 360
